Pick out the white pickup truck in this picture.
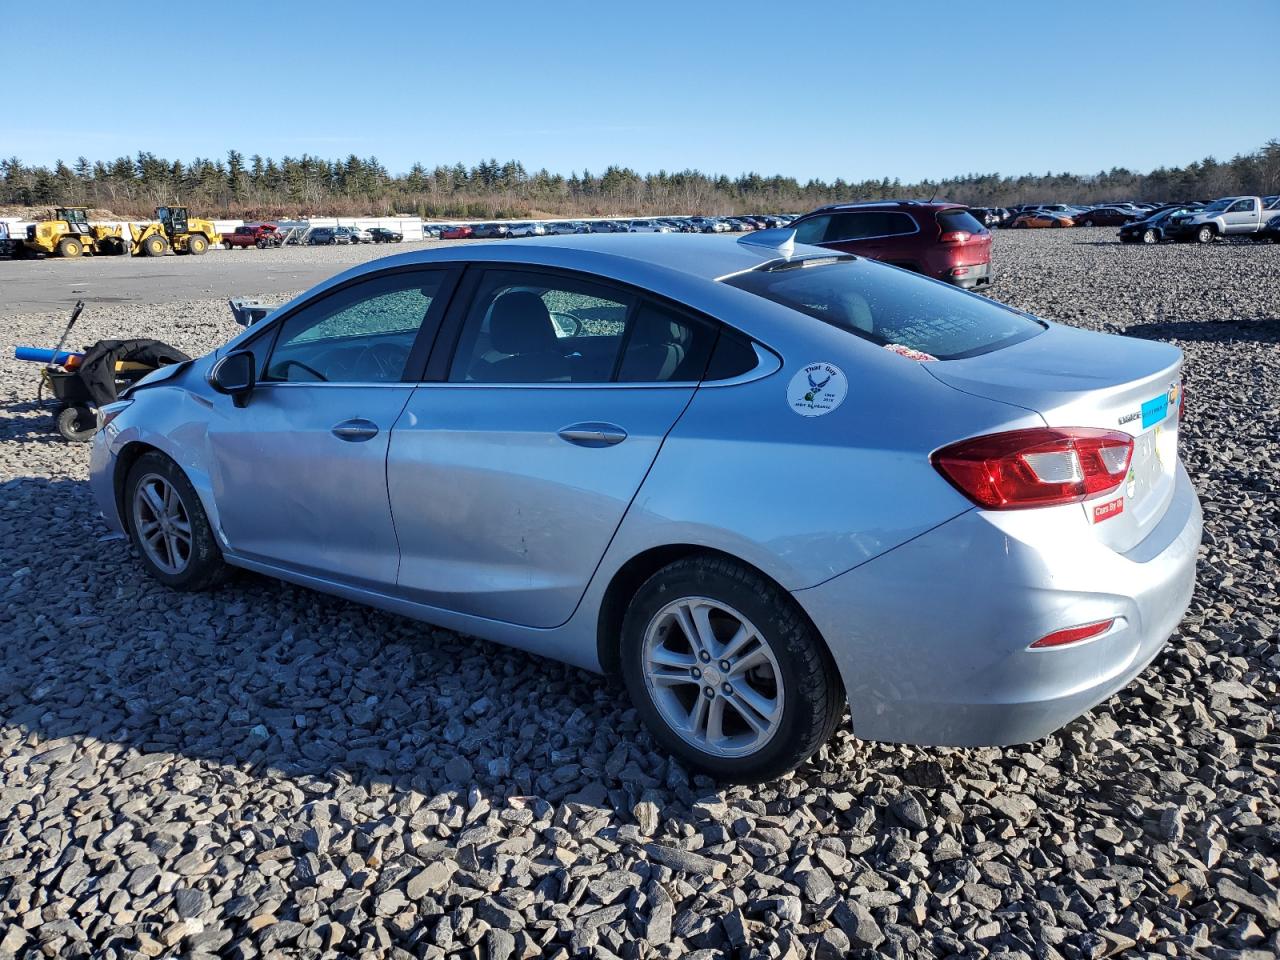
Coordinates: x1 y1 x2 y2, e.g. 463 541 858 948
1171 196 1280 243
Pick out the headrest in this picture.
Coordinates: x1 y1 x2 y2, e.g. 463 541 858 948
489 292 555 354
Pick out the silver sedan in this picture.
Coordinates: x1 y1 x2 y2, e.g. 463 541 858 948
89 232 1201 782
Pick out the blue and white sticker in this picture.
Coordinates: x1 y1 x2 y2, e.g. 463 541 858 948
787 362 847 417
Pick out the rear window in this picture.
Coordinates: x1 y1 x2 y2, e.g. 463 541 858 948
936 209 986 234
722 258 1043 360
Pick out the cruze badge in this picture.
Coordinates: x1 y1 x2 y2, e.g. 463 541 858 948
787 362 847 417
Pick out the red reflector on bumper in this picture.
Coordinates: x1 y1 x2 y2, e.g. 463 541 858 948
951 267 971 276
1030 619 1115 649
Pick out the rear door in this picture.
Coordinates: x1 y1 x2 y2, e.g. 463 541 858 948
386 267 717 628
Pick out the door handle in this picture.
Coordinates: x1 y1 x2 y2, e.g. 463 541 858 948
558 422 627 447
332 418 379 442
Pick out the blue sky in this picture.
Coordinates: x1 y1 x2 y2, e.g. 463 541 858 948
8 0 1276 182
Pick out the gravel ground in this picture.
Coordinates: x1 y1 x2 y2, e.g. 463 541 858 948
1 229 1277 959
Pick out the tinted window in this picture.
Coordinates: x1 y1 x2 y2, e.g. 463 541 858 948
826 211 916 241
264 271 443 383
450 271 631 383
793 215 831 245
1227 199 1254 213
703 329 759 380
722 258 1043 359
936 209 986 234
616 301 716 383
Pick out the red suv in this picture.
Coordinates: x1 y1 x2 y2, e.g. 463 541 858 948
789 201 993 289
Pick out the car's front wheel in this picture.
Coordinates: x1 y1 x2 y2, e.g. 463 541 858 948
125 452 230 590
620 556 844 782
1143 229 1158 244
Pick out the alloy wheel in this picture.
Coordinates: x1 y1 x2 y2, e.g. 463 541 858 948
132 473 193 575
641 597 784 758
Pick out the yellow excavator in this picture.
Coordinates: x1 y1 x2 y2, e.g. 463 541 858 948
22 208 123 257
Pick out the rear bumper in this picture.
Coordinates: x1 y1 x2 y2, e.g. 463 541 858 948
948 260 992 289
794 464 1201 746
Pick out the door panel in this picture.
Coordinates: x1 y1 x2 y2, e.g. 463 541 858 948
209 384 413 587
387 385 695 627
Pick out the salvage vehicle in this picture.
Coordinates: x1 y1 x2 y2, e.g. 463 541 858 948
308 227 351 245
345 226 373 244
91 232 1201 782
224 224 281 249
369 227 404 243
440 225 474 240
1118 206 1201 244
790 201 994 289
1076 207 1140 227
471 223 511 239
1169 196 1280 243
1010 211 1075 229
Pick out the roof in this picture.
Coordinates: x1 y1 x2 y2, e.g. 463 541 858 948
804 199 965 215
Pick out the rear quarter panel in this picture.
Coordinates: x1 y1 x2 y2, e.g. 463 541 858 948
603 319 1045 591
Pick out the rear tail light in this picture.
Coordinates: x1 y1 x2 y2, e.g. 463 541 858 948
932 427 1134 509
1030 619 1115 649
940 231 971 244
951 267 971 277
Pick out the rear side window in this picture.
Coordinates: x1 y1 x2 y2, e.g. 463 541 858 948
793 215 831 245
936 209 986 234
826 211 916 241
722 258 1043 359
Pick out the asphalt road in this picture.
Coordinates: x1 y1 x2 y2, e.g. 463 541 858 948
0 241 456 313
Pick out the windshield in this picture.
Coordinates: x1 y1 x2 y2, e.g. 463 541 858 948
1201 199 1233 212
723 257 1044 359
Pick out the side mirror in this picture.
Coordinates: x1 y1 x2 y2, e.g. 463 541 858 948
209 350 257 407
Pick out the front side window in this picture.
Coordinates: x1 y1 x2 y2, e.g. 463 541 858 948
793 215 831 245
1227 199 1254 213
449 270 720 384
264 270 444 383
723 257 1043 360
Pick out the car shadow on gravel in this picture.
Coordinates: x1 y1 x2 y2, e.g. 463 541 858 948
1 475 740 801
1124 318 1280 344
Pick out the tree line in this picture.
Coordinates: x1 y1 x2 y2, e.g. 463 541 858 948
3 140 1277 220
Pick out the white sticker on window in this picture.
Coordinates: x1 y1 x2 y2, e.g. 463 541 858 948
787 362 847 417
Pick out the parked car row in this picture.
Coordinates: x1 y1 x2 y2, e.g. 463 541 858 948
428 214 797 240
968 196 1280 238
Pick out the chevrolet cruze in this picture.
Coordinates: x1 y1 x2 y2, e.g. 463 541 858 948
90 232 1201 782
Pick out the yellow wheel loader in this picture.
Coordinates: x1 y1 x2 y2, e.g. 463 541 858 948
114 206 222 257
22 208 123 258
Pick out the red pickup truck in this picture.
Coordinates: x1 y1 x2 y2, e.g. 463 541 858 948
224 224 281 249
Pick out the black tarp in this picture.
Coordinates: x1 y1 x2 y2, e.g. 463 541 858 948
77 339 190 406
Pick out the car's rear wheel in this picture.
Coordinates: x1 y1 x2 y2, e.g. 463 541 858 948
620 556 844 782
125 452 230 591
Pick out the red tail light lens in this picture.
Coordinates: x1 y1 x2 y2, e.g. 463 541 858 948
1030 618 1115 649
940 230 971 244
932 427 1134 509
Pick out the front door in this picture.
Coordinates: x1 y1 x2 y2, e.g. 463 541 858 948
207 267 453 588
387 267 717 628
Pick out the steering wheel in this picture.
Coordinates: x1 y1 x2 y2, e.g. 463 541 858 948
275 358 328 382
549 312 583 338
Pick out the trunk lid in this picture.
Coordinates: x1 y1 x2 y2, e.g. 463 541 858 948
926 322 1183 551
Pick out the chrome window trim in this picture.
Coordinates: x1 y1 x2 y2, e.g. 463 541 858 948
823 211 920 243
250 344 778 390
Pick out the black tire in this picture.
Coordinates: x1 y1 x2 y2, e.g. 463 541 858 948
1142 229 1158 244
620 555 844 782
57 237 83 258
1082 218 1095 227
187 234 209 255
1195 225 1215 244
124 452 230 591
143 234 168 257
56 405 97 442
